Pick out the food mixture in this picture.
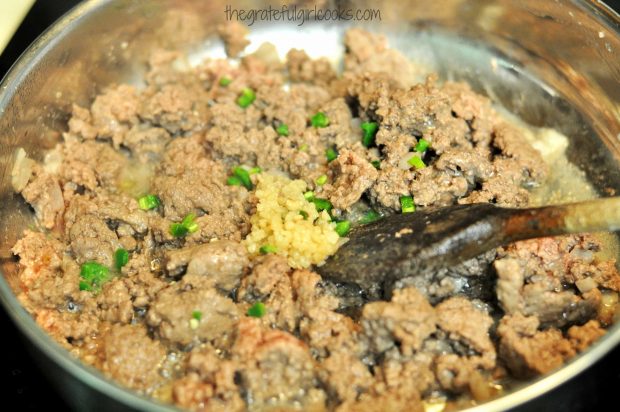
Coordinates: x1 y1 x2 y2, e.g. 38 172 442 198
9 25 620 411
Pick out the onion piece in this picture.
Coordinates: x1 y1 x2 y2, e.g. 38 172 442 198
11 148 35 192
251 42 280 66
575 277 597 293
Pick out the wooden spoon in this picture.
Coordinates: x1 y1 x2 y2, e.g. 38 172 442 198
317 198 620 289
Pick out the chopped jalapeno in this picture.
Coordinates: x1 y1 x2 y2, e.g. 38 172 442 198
170 213 199 238
312 198 333 213
114 248 129 271
400 195 415 213
315 174 328 186
361 122 378 147
259 245 277 254
170 223 189 238
276 123 289 136
226 176 242 186
79 261 111 292
237 87 256 108
310 112 329 128
247 302 267 318
335 220 351 237
407 156 426 169
229 166 253 190
326 147 338 162
415 138 431 152
359 209 382 224
181 213 198 233
138 194 161 210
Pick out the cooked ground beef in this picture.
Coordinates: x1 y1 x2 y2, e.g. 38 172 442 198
9 27 620 412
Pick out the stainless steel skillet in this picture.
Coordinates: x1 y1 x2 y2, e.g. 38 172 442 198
1 1 620 410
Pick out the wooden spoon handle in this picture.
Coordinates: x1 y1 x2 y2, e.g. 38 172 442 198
503 197 620 242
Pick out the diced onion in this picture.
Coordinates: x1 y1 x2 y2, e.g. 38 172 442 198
11 148 35 192
251 42 280 66
575 277 597 293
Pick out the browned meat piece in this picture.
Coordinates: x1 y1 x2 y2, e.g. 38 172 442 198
89 84 141 145
34 309 100 350
298 293 360 358
441 82 497 144
153 136 251 238
337 387 424 412
436 297 495 362
191 208 251 243
237 255 298 330
434 354 498 400
286 48 337 87
205 102 279 166
344 71 546 211
343 28 422 87
217 22 249 57
490 122 546 183
97 278 134 323
497 314 576 378
163 240 249 291
259 82 331 138
11 230 63 288
239 259 342 336
374 353 436 398
232 318 327 410
278 270 343 339
290 268 340 314
322 148 378 210
122 125 171 162
60 138 127 191
19 165 64 229
68 214 120 267
11 238 102 349
63 193 148 267
360 289 497 397
139 84 206 134
68 103 97 140
434 298 496 392
173 349 244 412
362 288 437 356
238 254 291 301
147 283 239 348
65 85 141 146
100 324 166 392
184 240 249 291
314 97 359 151
567 320 606 351
434 149 494 188
369 165 414 210
495 255 598 328
495 234 620 327
319 351 373 403
124 268 168 308
204 90 331 183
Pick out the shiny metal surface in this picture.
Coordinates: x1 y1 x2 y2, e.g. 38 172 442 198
0 1 619 411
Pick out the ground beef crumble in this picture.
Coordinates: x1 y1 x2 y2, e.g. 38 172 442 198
8 27 620 412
